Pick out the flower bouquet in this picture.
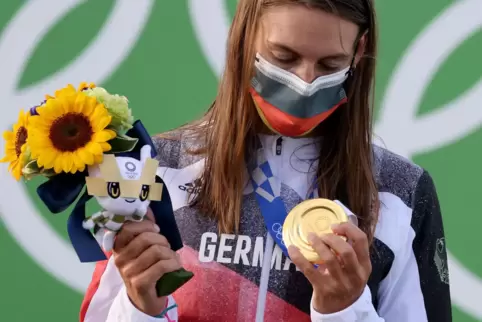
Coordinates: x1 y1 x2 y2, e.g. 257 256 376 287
2 82 137 181
1 82 193 296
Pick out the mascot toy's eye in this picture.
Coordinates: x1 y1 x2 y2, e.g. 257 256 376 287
107 182 121 199
139 184 150 201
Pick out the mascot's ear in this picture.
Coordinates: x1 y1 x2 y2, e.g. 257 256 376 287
150 175 183 251
37 172 86 214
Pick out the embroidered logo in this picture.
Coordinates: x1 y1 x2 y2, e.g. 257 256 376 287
434 237 449 284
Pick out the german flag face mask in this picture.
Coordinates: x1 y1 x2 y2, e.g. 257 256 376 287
250 53 351 137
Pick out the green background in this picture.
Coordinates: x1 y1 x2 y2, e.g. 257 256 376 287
0 1 480 321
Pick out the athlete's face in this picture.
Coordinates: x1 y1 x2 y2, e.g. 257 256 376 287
255 4 366 82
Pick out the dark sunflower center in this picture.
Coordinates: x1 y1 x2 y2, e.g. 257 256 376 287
49 113 93 152
15 127 28 157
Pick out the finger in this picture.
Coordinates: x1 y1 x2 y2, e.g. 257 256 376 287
145 207 155 222
321 234 364 287
121 244 175 278
114 220 160 251
288 245 320 284
332 222 370 268
115 232 170 267
308 233 344 282
320 234 357 267
130 258 182 293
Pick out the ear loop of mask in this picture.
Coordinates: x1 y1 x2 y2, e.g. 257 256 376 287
347 24 370 77
346 40 359 77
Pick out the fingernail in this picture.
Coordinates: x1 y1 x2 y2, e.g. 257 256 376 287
154 224 160 233
331 223 339 230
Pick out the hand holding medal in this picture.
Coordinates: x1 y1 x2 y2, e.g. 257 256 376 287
285 199 371 315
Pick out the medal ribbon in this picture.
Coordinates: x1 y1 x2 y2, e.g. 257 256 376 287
248 143 318 259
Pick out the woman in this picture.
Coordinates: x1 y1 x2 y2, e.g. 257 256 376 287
81 0 452 321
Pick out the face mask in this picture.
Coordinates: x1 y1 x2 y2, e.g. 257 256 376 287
250 53 350 137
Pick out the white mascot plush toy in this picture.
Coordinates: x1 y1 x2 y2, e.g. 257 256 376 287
82 144 163 251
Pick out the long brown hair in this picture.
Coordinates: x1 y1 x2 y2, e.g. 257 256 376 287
171 0 379 243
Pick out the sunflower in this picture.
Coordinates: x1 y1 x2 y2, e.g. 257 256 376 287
28 91 117 174
0 110 30 180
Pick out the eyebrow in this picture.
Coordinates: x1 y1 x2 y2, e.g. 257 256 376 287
266 40 350 61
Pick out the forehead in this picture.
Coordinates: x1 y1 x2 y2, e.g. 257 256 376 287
260 5 360 56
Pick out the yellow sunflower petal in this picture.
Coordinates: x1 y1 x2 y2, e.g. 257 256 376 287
12 164 22 181
77 148 95 165
73 151 86 172
28 119 51 135
102 142 112 152
89 106 110 125
28 137 52 149
57 98 72 115
61 152 74 173
3 143 15 152
92 131 114 143
27 122 46 134
105 129 117 139
86 141 103 156
99 142 111 152
8 159 18 171
82 95 97 116
92 116 112 132
4 146 16 155
93 153 103 165
40 99 64 120
54 84 76 98
3 130 14 141
35 105 47 115
37 149 57 169
53 157 64 174
0 154 16 163
56 97 70 114
73 93 86 113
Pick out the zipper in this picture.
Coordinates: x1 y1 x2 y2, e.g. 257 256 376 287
275 137 283 156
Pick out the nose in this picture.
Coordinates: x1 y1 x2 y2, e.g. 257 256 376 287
292 63 318 84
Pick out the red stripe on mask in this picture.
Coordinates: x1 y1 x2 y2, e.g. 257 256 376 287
250 88 347 137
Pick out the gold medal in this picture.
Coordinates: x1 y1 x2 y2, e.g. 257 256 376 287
282 198 348 263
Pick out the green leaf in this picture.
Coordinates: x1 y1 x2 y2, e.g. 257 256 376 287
109 134 138 153
40 168 57 178
22 159 40 174
22 160 57 180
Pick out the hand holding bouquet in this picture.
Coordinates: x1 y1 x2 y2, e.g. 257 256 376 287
1 82 193 297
